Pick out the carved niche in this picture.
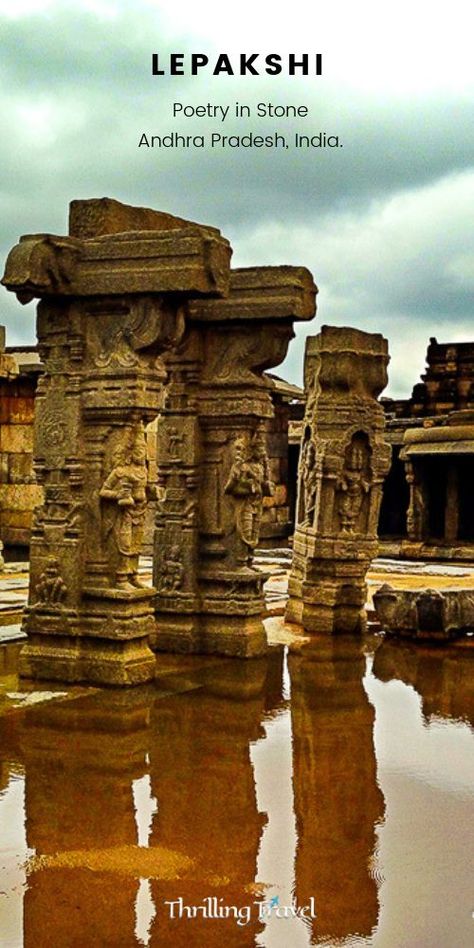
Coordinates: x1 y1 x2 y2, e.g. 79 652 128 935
336 431 372 535
224 425 274 565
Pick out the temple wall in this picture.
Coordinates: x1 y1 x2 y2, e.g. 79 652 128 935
0 344 42 550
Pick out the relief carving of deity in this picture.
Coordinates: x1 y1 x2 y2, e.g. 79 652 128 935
299 428 318 526
100 422 155 589
33 556 68 610
224 427 274 566
337 433 372 535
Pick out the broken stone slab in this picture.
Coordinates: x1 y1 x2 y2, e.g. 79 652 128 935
373 582 474 641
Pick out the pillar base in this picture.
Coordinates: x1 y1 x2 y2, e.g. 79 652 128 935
18 636 156 686
152 613 267 658
286 596 367 635
19 588 157 686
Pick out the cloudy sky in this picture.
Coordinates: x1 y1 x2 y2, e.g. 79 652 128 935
1 0 473 396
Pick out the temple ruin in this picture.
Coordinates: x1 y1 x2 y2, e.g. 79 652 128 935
1 197 316 682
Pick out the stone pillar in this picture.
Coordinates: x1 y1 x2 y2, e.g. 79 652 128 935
152 266 317 656
1 198 231 684
445 461 459 542
405 458 429 541
286 326 391 634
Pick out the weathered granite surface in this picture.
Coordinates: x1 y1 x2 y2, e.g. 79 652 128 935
286 326 391 634
2 198 317 678
373 582 474 640
152 265 317 657
1 198 231 684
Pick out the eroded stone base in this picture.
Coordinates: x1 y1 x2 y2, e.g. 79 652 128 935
18 635 156 686
286 537 372 635
286 594 367 635
152 613 267 658
19 588 158 686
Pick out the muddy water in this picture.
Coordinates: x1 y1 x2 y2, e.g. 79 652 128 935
0 637 473 947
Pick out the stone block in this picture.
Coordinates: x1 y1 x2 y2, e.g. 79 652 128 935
8 452 35 483
69 196 203 239
0 483 42 511
373 583 474 641
0 452 9 484
0 424 34 454
8 396 35 425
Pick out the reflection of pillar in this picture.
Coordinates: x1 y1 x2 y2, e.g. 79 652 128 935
153 267 317 656
1 198 231 685
20 690 152 948
445 462 459 542
289 637 384 941
286 327 391 634
148 655 281 945
373 638 474 727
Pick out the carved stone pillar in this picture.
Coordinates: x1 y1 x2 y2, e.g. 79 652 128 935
286 326 391 634
153 267 317 656
1 198 231 684
404 458 429 541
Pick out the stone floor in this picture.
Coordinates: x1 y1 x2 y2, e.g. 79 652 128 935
1 548 473 647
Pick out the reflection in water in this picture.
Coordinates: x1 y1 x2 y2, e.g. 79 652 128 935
147 655 282 946
289 637 384 944
373 639 474 727
0 635 473 946
368 638 474 948
20 689 152 948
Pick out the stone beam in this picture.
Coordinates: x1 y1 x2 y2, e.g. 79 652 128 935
2 227 231 302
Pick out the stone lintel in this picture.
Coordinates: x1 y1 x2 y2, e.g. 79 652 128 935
2 228 231 302
188 265 317 322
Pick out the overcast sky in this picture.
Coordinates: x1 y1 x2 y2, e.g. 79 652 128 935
1 0 473 396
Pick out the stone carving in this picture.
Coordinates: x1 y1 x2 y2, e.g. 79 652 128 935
299 432 317 526
336 433 372 534
1 197 232 685
34 557 68 609
3 200 317 671
153 266 317 658
158 544 185 592
100 424 150 589
373 583 474 641
224 427 274 565
286 326 391 635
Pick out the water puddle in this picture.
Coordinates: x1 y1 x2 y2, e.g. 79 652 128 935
0 637 472 945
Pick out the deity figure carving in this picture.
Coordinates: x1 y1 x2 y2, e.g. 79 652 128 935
299 434 318 526
100 423 154 589
337 434 372 534
34 557 68 609
225 427 274 565
159 544 184 592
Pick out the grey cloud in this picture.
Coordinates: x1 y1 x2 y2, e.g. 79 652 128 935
0 5 472 397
